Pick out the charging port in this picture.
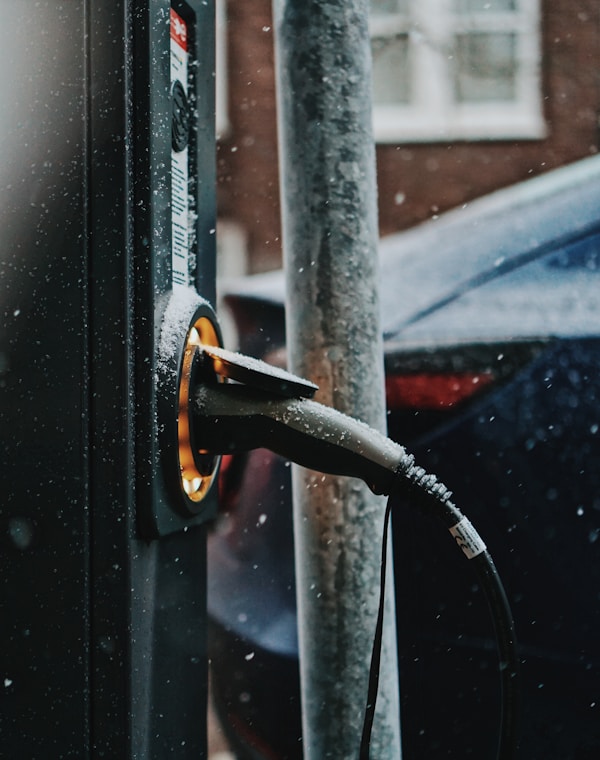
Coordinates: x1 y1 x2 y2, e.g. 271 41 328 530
177 315 221 506
138 290 222 538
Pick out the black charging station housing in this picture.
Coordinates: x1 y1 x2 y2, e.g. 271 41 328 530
0 1 218 756
134 0 221 538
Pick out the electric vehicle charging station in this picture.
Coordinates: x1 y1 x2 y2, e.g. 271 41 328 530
0 1 220 756
0 2 521 758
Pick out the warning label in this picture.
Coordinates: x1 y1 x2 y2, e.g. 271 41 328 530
171 7 189 288
170 7 188 50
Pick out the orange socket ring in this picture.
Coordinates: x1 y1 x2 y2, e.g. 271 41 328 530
177 315 221 504
157 292 222 517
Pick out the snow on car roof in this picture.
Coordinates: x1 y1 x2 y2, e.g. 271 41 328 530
220 155 600 339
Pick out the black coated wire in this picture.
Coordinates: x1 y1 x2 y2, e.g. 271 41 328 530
359 497 393 759
360 468 520 760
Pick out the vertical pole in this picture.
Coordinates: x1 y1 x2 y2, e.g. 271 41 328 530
272 1 402 758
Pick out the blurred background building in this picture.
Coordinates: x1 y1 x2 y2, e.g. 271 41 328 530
215 0 600 274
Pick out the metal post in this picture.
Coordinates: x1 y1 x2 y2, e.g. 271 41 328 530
272 1 402 757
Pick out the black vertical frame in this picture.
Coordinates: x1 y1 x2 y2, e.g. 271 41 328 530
0 3 91 755
87 0 134 752
0 0 217 756
89 0 217 755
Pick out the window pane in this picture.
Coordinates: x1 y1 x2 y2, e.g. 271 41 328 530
454 32 516 102
371 0 408 15
371 34 410 105
454 0 515 11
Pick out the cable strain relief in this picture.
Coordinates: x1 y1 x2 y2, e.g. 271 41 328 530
395 462 461 527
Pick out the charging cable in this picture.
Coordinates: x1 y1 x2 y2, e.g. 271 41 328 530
192 346 519 759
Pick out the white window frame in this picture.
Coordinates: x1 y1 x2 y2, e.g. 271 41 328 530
370 0 545 143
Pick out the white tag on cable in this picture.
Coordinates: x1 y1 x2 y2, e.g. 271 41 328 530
449 517 487 559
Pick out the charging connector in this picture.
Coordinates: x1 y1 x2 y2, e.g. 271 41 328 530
193 381 411 495
192 346 519 760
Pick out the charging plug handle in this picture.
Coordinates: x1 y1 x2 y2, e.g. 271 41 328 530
193 382 412 495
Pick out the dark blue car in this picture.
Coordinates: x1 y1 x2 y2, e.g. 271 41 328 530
208 156 600 759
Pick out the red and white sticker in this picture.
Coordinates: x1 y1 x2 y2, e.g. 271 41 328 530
171 7 189 288
170 7 188 51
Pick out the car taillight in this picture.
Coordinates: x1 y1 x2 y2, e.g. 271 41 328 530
383 339 548 442
385 371 495 410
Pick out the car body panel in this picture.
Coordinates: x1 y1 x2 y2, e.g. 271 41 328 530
208 156 600 758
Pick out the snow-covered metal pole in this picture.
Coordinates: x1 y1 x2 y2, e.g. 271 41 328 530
272 1 402 757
